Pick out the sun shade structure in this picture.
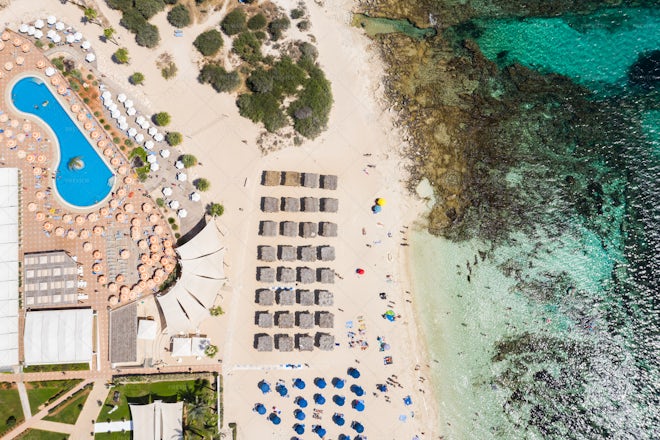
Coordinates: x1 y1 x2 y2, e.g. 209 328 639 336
137 319 158 340
276 311 294 329
277 290 295 305
278 245 296 261
157 222 226 334
23 251 78 307
298 246 316 262
316 333 335 350
282 171 301 186
0 169 19 369
316 311 335 329
299 222 317 238
319 222 338 237
296 333 314 351
130 401 183 440
282 197 300 212
296 311 314 329
315 290 334 306
280 221 298 237
261 197 279 213
256 289 275 306
318 246 336 261
301 197 319 212
302 172 319 188
256 312 273 328
298 267 315 284
24 308 93 365
318 268 336 284
255 333 273 351
320 175 338 190
320 198 339 213
258 246 276 262
278 267 296 283
261 170 281 186
257 267 276 283
297 289 315 306
260 220 277 236
275 334 294 352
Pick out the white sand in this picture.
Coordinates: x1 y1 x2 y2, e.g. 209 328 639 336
1 0 440 438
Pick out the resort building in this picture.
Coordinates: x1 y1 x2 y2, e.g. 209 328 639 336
0 168 18 370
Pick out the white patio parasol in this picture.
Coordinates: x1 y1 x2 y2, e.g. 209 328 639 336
162 187 173 196
190 192 201 202
124 99 134 108
174 161 184 169
81 40 91 50
66 34 75 44
119 121 128 130
144 140 154 150
148 127 157 136
176 173 187 182
127 127 137 137
154 133 164 142
34 19 45 29
111 109 121 119
101 90 111 100
47 16 56 25
44 67 55 77
74 32 83 41
139 120 150 130
160 149 170 158
107 103 118 112
118 116 127 124
146 154 157 164
117 93 127 103
177 209 188 218
136 115 145 124
150 162 160 171
52 34 61 44
135 133 144 144
28 26 35 36
126 107 136 116
19 24 28 33
47 30 56 39
55 22 65 31
34 30 43 39
85 53 96 63
169 200 180 209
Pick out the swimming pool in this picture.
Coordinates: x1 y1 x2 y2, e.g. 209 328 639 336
11 76 114 208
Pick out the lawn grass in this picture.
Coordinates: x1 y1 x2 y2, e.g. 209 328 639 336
44 385 91 425
18 429 69 440
94 433 131 440
26 380 82 414
0 384 24 435
23 363 89 373
97 379 197 422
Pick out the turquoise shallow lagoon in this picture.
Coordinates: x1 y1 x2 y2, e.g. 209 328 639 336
409 5 660 439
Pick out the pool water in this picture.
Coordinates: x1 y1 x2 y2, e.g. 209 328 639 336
11 76 114 208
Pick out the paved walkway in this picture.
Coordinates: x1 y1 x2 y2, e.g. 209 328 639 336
16 382 32 419
69 380 115 439
31 420 74 434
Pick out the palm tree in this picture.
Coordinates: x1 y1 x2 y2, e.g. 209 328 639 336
84 8 100 26
67 156 84 170
103 27 118 45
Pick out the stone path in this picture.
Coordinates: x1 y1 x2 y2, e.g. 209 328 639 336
16 381 32 419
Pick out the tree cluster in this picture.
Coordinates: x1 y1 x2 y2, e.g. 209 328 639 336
198 64 240 93
109 0 162 48
167 4 191 28
193 29 223 56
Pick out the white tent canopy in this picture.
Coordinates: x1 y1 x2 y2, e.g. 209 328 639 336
137 319 157 340
24 309 93 365
0 169 19 369
171 337 192 357
130 401 183 440
191 337 210 357
176 221 224 260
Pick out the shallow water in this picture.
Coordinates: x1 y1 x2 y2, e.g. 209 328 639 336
407 5 660 439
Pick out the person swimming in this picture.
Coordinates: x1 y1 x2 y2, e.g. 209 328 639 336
42 100 49 107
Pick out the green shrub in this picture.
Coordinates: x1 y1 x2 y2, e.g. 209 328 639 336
166 131 183 146
171 223 178 230
247 13 267 30
164 0 177 4
113 137 121 144
136 23 160 47
246 68 273 94
181 154 198 168
288 66 333 139
237 93 287 132
113 47 130 64
232 31 261 63
135 0 165 19
199 64 240 93
94 111 101 117
298 41 318 61
175 232 181 239
297 20 310 32
207 203 224 217
35 39 44 48
290 8 304 19
130 72 145 85
254 30 267 41
167 4 191 27
221 8 246 36
270 56 306 96
268 16 290 40
195 178 211 191
107 0 133 12
193 29 223 56
157 198 165 207
161 61 178 79
168 217 175 224
153 112 171 126
119 8 147 32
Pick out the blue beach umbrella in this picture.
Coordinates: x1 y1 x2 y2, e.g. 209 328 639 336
372 204 382 213
294 409 306 420
347 367 361 379
352 400 365 412
258 380 271 394
276 384 288 397
376 384 388 392
314 426 327 438
294 423 305 435
269 413 281 425
315 377 327 389
314 393 326 405
338 435 352 440
352 421 365 433
333 395 346 406
333 413 346 426
293 378 306 389
254 403 266 415
295 396 308 408
350 384 364 396
332 377 345 389
403 395 413 406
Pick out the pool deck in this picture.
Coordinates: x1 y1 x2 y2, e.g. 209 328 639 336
0 29 177 372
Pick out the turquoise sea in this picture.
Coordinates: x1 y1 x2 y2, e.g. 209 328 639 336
409 6 659 439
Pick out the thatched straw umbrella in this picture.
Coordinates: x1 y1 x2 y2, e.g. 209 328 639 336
298 246 316 262
281 197 300 212
278 245 296 261
319 222 338 237
258 245 276 262
257 266 275 283
301 197 319 212
280 221 297 237
256 312 273 328
296 311 314 329
276 311 294 329
320 198 339 213
302 172 319 188
276 290 295 305
275 334 294 352
316 311 335 329
261 170 281 186
297 289 314 306
261 196 279 213
299 222 317 238
255 334 273 352
256 289 275 306
318 268 335 284
315 290 334 306
259 220 277 236
296 334 314 351
320 174 338 190
297 267 315 284
318 246 336 261
316 333 335 350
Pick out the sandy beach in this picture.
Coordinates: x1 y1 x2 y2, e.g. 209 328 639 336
0 0 440 438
